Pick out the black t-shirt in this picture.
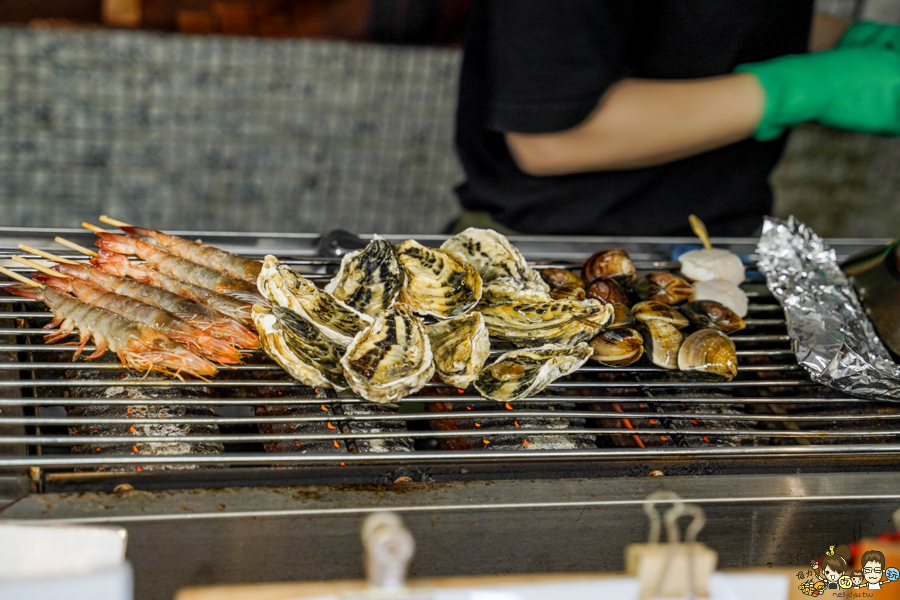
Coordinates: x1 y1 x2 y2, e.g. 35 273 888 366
454 0 814 236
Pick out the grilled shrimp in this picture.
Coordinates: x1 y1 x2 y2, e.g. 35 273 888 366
34 275 242 364
6 285 217 378
53 261 257 349
95 233 266 304
120 226 262 283
92 251 255 326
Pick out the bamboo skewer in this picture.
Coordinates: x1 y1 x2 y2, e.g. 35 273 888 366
688 214 713 250
54 236 98 258
98 215 132 228
0 265 43 288
82 222 109 234
18 244 83 265
12 255 72 279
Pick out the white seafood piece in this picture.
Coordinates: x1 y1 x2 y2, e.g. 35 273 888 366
252 305 348 391
340 304 435 404
258 255 372 348
481 276 552 304
396 239 483 319
426 312 491 389
325 235 405 317
474 342 592 402
679 248 745 284
441 228 549 291
478 298 613 347
692 279 748 318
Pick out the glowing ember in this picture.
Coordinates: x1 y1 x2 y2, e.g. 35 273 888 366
327 422 335 429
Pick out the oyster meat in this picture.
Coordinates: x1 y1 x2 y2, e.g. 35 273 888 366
253 305 348 390
474 342 592 402
258 255 372 347
396 239 483 319
478 298 614 347
426 311 491 388
340 304 435 404
324 235 405 317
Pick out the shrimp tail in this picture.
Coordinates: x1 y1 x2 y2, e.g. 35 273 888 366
197 334 243 364
33 274 74 293
5 284 42 301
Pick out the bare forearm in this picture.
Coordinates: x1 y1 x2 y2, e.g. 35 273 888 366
506 74 763 175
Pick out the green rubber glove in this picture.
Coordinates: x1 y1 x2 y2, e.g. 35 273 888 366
839 21 900 52
735 48 900 141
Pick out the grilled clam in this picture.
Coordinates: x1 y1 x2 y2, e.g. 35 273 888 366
441 228 549 292
679 300 746 334
478 299 614 347
396 239 482 319
586 277 630 306
258 255 372 347
630 272 694 305
540 268 584 289
325 234 405 317
550 284 586 301
632 300 690 329
426 312 491 389
638 320 684 370
340 304 434 404
609 303 635 328
582 248 635 284
588 327 644 367
474 342 592 402
253 305 348 390
677 329 738 381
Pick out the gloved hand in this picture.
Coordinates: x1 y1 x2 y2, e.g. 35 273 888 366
735 48 900 141
839 21 900 52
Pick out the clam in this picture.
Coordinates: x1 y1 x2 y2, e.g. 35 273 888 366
396 239 483 319
630 272 693 305
540 268 584 289
609 303 635 328
679 300 746 334
586 277 630 306
325 235 405 317
632 300 690 329
478 298 614 347
582 248 635 284
441 228 549 293
474 342 592 402
426 312 491 389
588 327 644 367
677 329 738 381
550 284 586 301
638 320 684 370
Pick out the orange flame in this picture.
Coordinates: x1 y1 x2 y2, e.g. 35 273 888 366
327 422 335 430
333 440 340 448
132 445 138 453
505 403 513 410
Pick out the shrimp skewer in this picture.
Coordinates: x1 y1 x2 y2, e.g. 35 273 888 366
32 274 243 365
95 233 266 304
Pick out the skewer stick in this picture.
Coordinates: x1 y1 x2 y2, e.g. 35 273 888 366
18 244 83 265
688 214 713 250
12 255 72 279
0 265 44 288
54 236 99 258
98 215 132 228
82 222 109 234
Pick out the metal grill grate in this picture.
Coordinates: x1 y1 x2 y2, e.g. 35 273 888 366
2 228 900 474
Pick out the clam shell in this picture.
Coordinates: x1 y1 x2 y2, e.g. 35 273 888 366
588 327 644 366
609 303 635 328
632 300 690 329
638 320 684 370
677 329 738 381
441 228 549 292
478 298 614 347
582 248 635 284
426 312 491 389
540 268 584 289
678 300 746 334
586 277 630 306
630 272 694 305
550 284 586 301
324 234 405 317
397 239 483 319
474 342 592 402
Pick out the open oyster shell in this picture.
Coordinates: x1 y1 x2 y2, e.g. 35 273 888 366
482 276 552 304
258 255 372 348
426 311 491 389
396 239 483 319
478 298 614 347
340 304 435 404
324 234 405 317
252 304 348 391
474 342 592 402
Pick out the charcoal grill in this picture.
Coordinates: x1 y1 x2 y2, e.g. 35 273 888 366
1 227 899 600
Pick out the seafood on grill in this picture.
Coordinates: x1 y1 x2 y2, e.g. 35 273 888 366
118 225 262 283
481 276 552 304
6 285 217 379
474 342 592 402
679 300 746 334
325 235 406 317
677 329 738 381
588 327 644 367
257 255 372 347
692 279 748 318
426 311 491 388
550 284 586 301
632 300 690 329
630 272 694 305
340 304 434 403
253 304 349 390
609 303 635 328
441 228 549 294
585 277 630 306
540 268 584 290
679 248 745 285
478 298 614 347
396 239 483 319
638 319 684 370
581 248 635 285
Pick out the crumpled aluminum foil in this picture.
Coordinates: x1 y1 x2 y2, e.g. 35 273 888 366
756 216 900 401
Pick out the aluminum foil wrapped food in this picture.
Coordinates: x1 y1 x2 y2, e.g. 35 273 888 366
757 216 900 401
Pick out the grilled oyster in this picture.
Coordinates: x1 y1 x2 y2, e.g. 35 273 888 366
324 235 405 317
474 342 592 402
340 304 434 404
677 329 738 381
588 327 644 367
441 227 549 292
482 276 552 303
258 255 372 347
396 239 482 319
426 312 491 388
478 299 614 347
253 305 348 390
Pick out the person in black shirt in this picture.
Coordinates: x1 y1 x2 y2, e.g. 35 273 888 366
454 2 900 237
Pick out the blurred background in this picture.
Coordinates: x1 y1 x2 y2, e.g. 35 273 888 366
0 0 898 237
